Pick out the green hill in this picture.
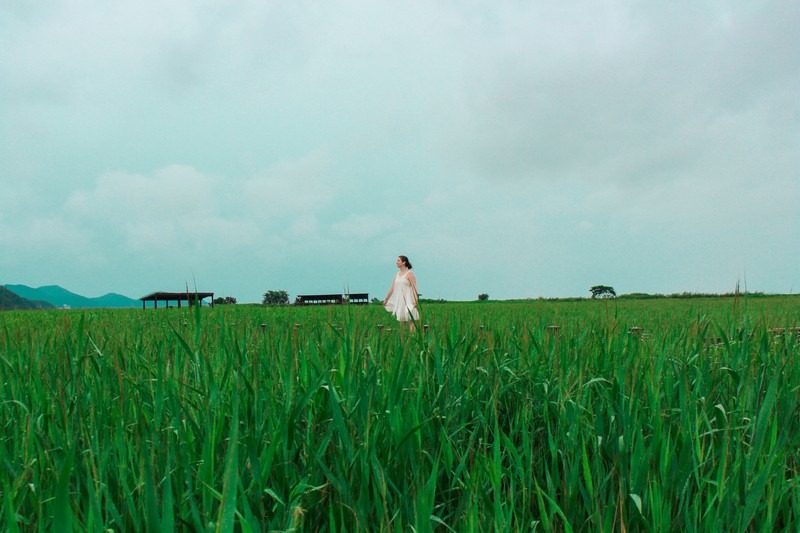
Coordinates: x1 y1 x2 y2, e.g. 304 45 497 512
0 286 54 310
4 284 139 309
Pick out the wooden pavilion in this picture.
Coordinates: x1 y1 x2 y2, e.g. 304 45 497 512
139 291 214 309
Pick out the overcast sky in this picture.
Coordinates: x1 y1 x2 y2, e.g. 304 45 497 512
1 1 798 303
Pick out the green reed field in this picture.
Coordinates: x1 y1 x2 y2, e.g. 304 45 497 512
1 296 799 531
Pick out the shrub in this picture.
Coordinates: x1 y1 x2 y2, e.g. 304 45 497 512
262 290 289 305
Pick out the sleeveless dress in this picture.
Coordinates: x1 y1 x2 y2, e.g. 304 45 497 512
384 271 419 321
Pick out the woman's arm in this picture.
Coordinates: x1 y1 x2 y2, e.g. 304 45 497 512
407 272 419 306
383 280 394 305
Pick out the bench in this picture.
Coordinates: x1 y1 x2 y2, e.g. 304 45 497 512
296 294 344 306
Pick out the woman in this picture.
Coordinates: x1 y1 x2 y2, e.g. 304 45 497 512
383 255 419 329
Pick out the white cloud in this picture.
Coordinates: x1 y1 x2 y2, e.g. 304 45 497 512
241 150 339 219
66 165 217 219
435 1 799 190
331 213 396 240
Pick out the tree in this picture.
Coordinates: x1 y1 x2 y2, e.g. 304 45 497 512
213 296 237 305
478 293 489 301
590 285 616 299
262 290 289 306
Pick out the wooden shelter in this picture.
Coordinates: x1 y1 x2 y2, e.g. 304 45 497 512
139 291 214 309
295 293 343 305
295 292 370 305
346 293 370 305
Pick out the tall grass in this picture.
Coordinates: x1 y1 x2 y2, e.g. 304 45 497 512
1 296 798 530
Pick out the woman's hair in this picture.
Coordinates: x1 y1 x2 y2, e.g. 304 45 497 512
399 255 413 269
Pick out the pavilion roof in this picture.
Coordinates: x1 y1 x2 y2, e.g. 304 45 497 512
139 291 214 301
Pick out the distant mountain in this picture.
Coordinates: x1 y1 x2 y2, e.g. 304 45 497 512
0 286 55 310
4 284 139 309
92 293 142 308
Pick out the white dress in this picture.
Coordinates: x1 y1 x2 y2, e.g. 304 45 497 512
384 271 419 321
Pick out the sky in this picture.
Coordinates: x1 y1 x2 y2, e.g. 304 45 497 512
1 0 798 303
